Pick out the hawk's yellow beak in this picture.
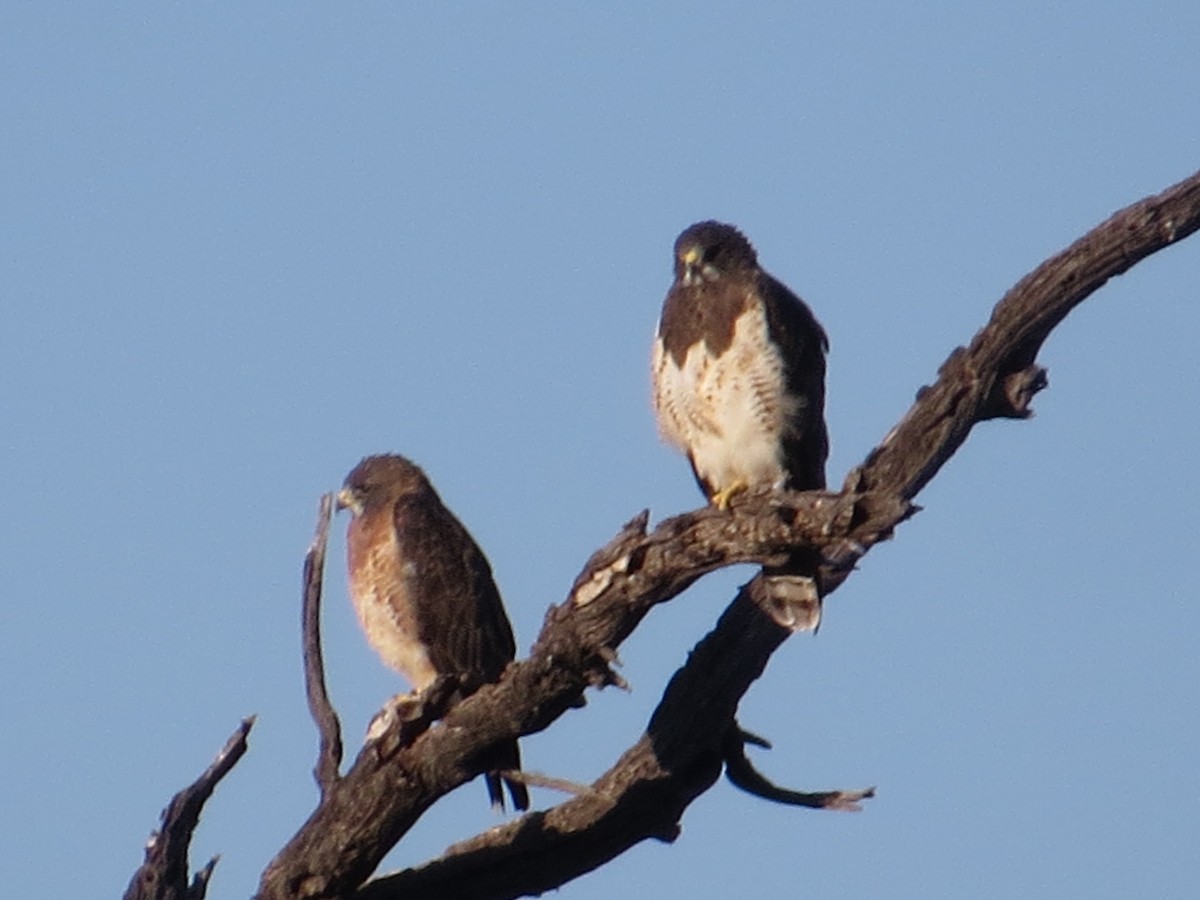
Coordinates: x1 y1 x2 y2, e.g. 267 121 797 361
679 244 704 285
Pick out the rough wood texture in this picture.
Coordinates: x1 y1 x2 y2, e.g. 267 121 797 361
123 719 253 900
302 493 343 795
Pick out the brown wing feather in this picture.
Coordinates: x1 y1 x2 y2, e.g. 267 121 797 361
758 271 829 491
391 487 529 810
391 490 516 685
757 271 829 631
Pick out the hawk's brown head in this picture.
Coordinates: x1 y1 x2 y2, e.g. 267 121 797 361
336 454 429 517
673 220 759 287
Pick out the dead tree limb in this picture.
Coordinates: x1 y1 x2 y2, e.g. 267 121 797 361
722 728 875 811
361 586 874 900
123 718 254 900
301 493 342 795
850 167 1200 504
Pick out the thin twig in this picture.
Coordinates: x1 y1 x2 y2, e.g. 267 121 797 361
491 768 596 799
723 725 874 811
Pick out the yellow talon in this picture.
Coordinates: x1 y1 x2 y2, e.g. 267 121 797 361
710 481 748 511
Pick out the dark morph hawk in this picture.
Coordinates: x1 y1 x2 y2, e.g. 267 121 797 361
652 220 829 631
336 454 529 811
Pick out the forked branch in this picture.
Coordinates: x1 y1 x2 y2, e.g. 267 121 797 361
123 718 254 900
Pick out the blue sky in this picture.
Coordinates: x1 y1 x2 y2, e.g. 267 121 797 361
3 4 1198 898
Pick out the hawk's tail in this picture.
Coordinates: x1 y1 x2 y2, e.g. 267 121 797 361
484 739 529 812
755 559 822 633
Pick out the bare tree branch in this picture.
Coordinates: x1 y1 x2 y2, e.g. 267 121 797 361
723 727 875 811
491 768 595 799
850 167 1200 505
302 493 342 795
365 581 880 900
123 718 254 900
256 493 878 899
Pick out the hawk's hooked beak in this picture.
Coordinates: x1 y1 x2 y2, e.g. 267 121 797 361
335 487 359 515
679 245 703 286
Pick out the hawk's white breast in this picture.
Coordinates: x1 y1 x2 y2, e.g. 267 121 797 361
347 516 439 691
652 300 800 496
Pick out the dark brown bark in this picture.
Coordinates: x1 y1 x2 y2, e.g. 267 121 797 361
301 493 343 795
123 718 253 900
125 168 1200 900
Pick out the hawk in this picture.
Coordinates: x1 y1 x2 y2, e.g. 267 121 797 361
336 454 529 811
651 220 829 631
